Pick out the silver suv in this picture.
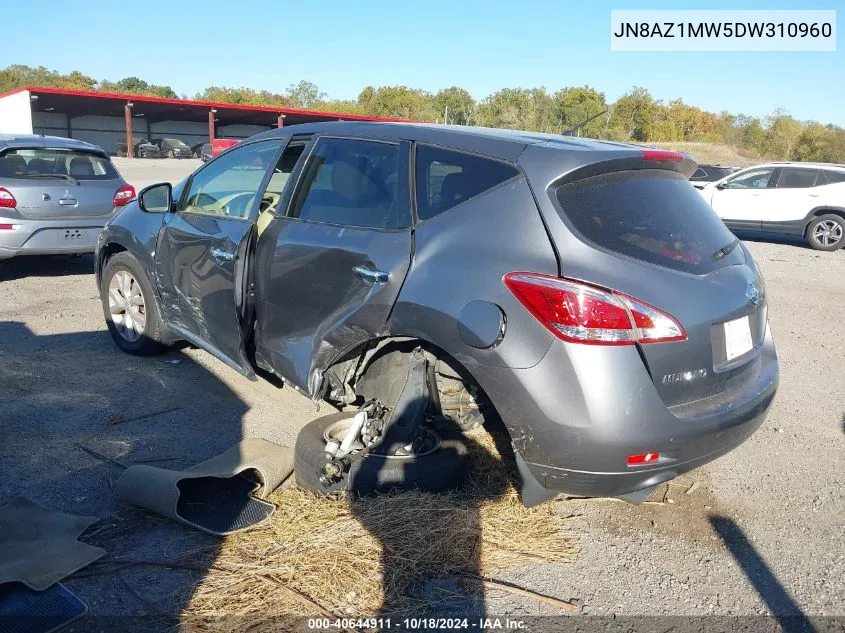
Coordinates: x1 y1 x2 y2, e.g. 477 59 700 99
0 135 134 260
95 123 778 504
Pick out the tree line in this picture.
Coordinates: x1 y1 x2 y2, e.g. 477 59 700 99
2 64 843 163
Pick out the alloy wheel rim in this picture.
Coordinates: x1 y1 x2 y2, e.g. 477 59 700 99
813 220 843 247
108 270 146 342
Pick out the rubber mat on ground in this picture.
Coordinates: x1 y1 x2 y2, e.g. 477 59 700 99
0 498 105 591
0 582 88 633
116 438 294 535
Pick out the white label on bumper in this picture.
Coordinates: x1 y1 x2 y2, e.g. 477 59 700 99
724 316 753 361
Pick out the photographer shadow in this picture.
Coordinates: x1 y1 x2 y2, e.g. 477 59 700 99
349 406 518 621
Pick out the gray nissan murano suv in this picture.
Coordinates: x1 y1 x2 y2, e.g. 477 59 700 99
95 122 778 505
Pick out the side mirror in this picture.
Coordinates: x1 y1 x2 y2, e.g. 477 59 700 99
715 182 728 190
138 183 172 213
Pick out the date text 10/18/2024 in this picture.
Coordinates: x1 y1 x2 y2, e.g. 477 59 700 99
308 618 527 630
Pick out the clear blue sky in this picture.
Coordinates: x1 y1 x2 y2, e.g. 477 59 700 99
3 0 842 124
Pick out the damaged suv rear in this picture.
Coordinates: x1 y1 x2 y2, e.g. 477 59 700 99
95 122 778 505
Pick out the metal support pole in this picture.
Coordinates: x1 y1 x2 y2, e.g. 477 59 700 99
124 103 133 158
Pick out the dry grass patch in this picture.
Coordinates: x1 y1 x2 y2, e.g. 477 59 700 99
181 428 575 630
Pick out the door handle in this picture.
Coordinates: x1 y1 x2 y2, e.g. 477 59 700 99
210 247 234 263
353 265 389 284
59 198 78 206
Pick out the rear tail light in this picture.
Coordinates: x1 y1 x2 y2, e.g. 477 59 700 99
113 185 136 207
0 187 17 209
641 149 684 162
0 223 16 230
503 272 686 346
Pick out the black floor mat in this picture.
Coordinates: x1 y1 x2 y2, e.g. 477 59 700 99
0 582 88 633
176 476 275 534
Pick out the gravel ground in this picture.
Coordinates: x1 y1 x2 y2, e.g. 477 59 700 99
0 158 842 625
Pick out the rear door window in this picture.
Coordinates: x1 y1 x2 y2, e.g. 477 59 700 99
414 145 520 221
0 149 118 180
776 167 821 188
554 169 744 275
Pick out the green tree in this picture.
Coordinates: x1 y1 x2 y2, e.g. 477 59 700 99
476 87 556 132
609 87 660 141
99 76 178 99
356 85 436 120
285 81 326 109
431 86 476 125
762 110 802 160
553 86 607 136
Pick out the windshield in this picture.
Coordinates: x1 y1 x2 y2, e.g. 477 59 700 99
555 169 744 275
0 148 119 181
164 138 189 148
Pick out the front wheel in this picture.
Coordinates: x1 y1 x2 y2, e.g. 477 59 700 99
807 214 844 251
167 149 175 159
100 252 168 355
294 413 467 496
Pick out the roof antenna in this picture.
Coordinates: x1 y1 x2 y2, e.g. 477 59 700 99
562 109 608 137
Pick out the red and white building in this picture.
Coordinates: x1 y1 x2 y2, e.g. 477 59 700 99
0 86 400 156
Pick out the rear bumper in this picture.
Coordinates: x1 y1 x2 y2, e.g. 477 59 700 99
0 217 111 259
472 325 778 498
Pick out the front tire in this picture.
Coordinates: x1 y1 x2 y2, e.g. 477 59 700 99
100 252 168 355
807 214 844 251
294 413 467 496
167 149 175 159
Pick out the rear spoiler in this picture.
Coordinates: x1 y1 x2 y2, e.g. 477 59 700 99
553 150 698 186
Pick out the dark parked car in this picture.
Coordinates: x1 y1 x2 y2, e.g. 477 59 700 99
153 138 193 159
689 164 736 189
95 122 777 505
192 142 212 162
116 137 160 159
0 135 134 260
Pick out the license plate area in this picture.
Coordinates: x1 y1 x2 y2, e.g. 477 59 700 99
724 316 752 361
710 307 766 371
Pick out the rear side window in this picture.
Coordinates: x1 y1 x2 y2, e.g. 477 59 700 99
554 169 743 275
0 148 118 180
822 170 845 184
415 145 519 221
776 168 821 188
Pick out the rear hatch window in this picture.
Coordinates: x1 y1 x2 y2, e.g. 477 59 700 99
0 148 119 181
555 169 743 275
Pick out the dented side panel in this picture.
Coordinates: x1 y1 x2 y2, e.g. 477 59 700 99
155 212 256 376
252 217 413 395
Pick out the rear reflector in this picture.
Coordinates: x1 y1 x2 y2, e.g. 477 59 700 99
113 185 136 207
627 452 660 466
0 187 17 209
503 272 686 346
641 149 684 162
0 223 15 230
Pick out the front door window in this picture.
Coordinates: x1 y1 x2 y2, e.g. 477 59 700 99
178 141 280 219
